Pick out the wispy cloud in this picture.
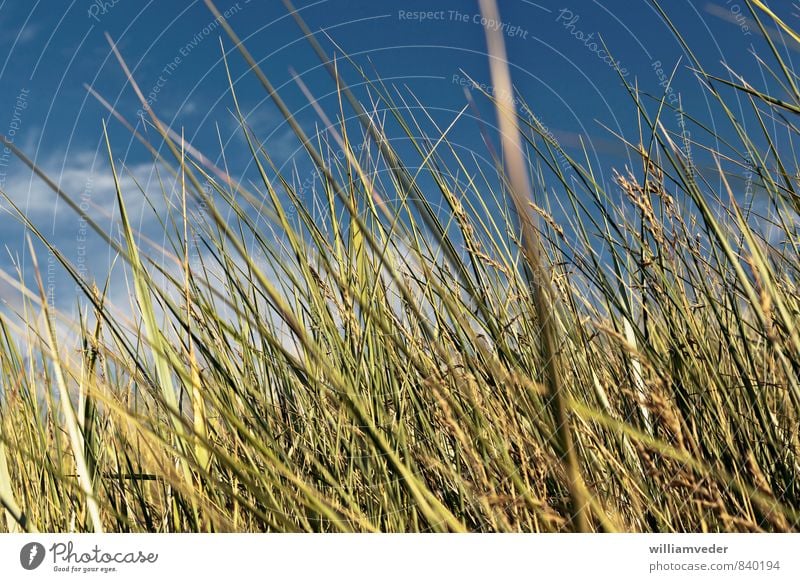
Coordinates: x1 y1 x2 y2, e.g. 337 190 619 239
704 2 800 52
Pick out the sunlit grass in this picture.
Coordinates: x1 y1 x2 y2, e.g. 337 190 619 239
0 0 798 532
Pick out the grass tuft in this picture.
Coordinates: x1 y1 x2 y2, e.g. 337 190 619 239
0 0 798 532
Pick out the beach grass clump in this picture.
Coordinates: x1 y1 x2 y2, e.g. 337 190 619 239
0 0 798 532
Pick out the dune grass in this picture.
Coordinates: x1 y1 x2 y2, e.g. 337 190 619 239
0 0 799 532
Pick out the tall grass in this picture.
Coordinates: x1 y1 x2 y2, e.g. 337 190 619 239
0 0 798 532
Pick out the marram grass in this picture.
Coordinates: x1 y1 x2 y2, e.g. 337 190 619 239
1 0 799 532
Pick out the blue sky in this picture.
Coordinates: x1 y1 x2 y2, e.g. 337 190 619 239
0 0 796 314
